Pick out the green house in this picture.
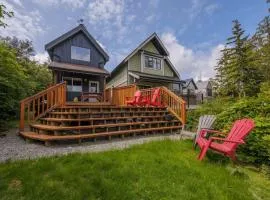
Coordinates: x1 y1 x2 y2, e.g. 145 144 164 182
106 33 182 92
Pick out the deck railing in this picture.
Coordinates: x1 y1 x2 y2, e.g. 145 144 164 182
19 82 66 132
140 87 186 124
105 85 186 125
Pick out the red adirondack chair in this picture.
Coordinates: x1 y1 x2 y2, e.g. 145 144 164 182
125 90 143 106
196 118 255 161
143 88 163 107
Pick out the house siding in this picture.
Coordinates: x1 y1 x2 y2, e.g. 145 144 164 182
164 61 174 77
52 31 106 67
106 64 128 88
128 52 141 72
143 64 164 76
142 41 159 54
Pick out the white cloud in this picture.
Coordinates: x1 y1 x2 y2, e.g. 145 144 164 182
32 0 86 9
126 14 136 23
87 0 124 26
31 52 49 64
86 0 134 45
204 4 220 15
10 0 23 7
0 1 44 40
161 32 224 80
146 14 155 23
149 0 159 8
188 0 220 21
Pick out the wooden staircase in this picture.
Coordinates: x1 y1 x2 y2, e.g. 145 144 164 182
21 105 182 146
19 83 186 146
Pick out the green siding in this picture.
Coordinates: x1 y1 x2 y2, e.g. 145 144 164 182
142 41 159 54
164 61 174 77
106 64 127 88
128 52 141 72
108 39 179 88
143 65 163 76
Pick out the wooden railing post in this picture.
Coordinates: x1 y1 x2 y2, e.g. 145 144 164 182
19 82 67 133
181 101 186 124
19 102 25 132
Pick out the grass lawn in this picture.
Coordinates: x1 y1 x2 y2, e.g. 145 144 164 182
0 140 269 200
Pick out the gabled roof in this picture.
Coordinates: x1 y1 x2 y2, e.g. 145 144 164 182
196 80 210 90
45 24 109 62
183 78 198 89
110 32 180 78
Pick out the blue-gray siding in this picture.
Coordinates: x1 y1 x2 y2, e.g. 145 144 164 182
51 31 106 67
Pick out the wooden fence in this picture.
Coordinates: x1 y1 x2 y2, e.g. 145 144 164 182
19 82 66 132
104 84 138 105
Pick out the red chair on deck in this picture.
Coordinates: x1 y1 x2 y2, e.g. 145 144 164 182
196 118 255 161
143 88 163 107
125 90 143 106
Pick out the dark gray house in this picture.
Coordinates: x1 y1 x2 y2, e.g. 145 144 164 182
45 24 110 101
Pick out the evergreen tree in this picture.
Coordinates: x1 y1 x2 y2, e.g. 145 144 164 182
253 16 270 81
215 20 261 97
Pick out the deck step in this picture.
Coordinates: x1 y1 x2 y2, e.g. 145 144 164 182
20 125 183 142
40 115 166 122
49 110 167 115
30 120 179 131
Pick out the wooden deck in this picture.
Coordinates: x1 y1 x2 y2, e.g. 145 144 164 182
19 83 186 146
21 125 182 146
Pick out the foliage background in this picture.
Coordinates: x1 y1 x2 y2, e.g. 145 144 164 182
186 83 270 165
0 40 52 131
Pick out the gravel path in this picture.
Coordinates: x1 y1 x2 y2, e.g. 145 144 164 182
0 129 195 163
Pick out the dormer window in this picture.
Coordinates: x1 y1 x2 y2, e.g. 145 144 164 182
71 46 91 62
144 55 161 70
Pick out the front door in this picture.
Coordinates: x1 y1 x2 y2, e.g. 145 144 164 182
89 81 99 93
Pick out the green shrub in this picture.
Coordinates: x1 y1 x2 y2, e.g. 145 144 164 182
186 86 270 165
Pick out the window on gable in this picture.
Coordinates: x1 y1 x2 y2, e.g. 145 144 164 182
71 46 90 62
144 55 161 70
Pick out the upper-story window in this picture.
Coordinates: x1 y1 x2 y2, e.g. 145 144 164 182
144 55 161 70
71 46 91 62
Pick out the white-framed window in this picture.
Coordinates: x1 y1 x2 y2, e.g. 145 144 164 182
63 77 82 92
71 46 91 62
144 55 162 70
173 83 180 91
89 81 99 93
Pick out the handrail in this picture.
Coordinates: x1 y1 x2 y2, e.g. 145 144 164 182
160 86 186 124
19 82 66 132
140 86 186 125
106 85 186 125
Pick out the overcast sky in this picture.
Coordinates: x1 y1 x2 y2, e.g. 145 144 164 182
0 0 268 80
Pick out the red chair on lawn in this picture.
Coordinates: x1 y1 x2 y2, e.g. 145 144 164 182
196 118 255 161
143 88 163 107
125 90 143 106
